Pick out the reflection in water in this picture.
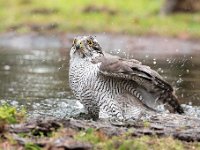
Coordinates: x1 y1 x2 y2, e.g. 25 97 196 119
0 45 200 118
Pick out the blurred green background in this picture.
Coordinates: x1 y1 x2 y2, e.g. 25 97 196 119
0 0 200 37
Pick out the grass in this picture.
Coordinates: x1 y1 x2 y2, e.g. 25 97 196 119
0 0 200 37
75 128 200 150
24 143 41 150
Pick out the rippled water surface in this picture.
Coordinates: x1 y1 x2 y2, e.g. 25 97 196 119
0 34 200 118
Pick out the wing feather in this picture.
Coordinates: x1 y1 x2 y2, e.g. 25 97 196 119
92 53 183 114
97 54 172 92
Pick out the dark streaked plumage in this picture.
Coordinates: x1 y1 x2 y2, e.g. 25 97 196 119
69 35 184 120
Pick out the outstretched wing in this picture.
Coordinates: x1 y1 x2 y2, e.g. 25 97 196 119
92 53 183 114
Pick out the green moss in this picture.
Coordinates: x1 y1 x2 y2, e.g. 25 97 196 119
75 128 105 144
25 143 41 150
75 128 200 150
143 120 150 128
119 139 148 150
0 0 200 37
0 104 25 127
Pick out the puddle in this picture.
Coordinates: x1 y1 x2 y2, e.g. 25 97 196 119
0 33 200 118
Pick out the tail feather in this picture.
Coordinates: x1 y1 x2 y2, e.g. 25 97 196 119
135 87 184 114
164 93 184 114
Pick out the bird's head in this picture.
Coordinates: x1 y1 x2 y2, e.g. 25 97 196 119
70 36 103 59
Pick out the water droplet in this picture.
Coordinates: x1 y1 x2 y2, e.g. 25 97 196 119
145 55 149 58
153 60 157 65
181 63 185 67
116 49 121 54
186 69 190 73
10 101 18 106
157 68 161 71
8 88 14 92
4 65 10 70
157 68 164 73
166 58 172 64
177 78 183 84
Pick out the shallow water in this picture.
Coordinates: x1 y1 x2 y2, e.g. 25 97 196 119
0 34 200 118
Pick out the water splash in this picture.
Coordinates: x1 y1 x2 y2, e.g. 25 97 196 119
177 78 183 84
182 104 200 118
116 49 121 54
157 68 164 73
153 58 157 65
4 65 10 70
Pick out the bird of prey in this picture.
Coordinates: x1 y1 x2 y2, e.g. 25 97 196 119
69 35 184 121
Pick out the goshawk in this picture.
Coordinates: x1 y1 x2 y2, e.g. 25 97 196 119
69 35 184 120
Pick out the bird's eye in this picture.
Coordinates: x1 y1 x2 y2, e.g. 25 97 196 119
87 40 93 46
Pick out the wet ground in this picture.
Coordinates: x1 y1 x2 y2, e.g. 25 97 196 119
0 32 200 119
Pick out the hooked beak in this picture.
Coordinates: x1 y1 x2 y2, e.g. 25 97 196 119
74 40 83 50
75 44 80 50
